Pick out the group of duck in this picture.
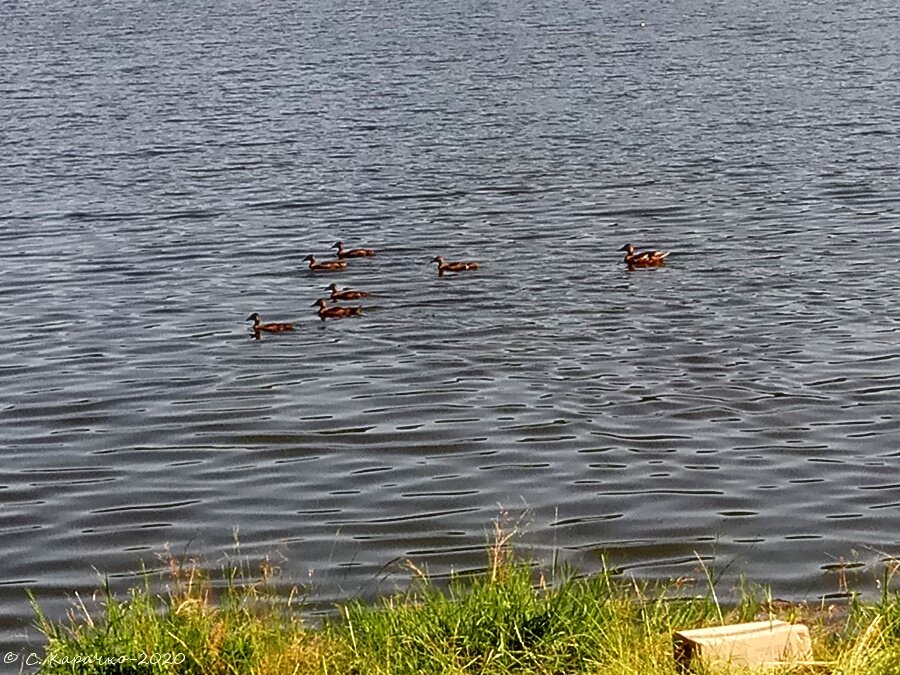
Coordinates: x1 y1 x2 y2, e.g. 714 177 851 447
246 240 668 334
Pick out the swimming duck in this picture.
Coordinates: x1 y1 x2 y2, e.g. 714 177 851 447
619 243 670 267
326 283 371 301
312 298 362 320
246 312 295 332
303 254 348 272
332 240 376 258
431 255 479 277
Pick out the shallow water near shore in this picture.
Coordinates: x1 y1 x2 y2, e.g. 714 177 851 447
3 0 900 653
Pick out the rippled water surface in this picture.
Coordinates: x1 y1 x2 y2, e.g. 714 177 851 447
3 0 900 652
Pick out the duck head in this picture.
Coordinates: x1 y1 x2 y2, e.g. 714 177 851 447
618 244 634 253
246 312 260 322
430 256 444 264
312 298 327 308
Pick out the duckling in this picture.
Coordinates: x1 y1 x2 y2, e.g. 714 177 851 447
332 240 376 258
326 282 371 301
246 312 295 332
431 255 479 277
619 243 670 267
303 254 348 272
312 298 362 320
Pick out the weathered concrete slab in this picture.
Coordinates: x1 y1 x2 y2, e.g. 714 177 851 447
673 620 812 671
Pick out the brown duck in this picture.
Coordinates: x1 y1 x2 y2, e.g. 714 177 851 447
246 312 295 332
431 255 479 277
303 254 348 272
619 243 670 267
332 240 376 258
326 283 371 301
312 298 362 320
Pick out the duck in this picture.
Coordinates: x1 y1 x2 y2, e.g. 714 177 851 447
332 240 376 258
431 255 479 277
312 298 362 320
246 312 295 332
326 283 371 301
303 254 348 272
619 243 670 267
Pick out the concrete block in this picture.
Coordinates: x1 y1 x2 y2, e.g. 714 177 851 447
673 620 812 671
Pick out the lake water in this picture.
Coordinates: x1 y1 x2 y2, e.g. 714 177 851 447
2 0 900 654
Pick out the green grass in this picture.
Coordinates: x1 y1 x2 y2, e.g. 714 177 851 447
29 526 900 674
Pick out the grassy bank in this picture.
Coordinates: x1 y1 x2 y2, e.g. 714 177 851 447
30 528 900 674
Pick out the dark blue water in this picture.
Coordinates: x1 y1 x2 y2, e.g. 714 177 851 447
3 0 900 655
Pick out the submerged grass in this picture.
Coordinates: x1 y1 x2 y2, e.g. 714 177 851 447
29 525 900 674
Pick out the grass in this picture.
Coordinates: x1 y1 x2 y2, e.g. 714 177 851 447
28 522 900 674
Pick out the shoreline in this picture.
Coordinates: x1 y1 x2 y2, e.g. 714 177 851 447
30 529 900 674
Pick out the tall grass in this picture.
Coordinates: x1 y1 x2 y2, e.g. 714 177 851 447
29 525 900 674
32 554 328 675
